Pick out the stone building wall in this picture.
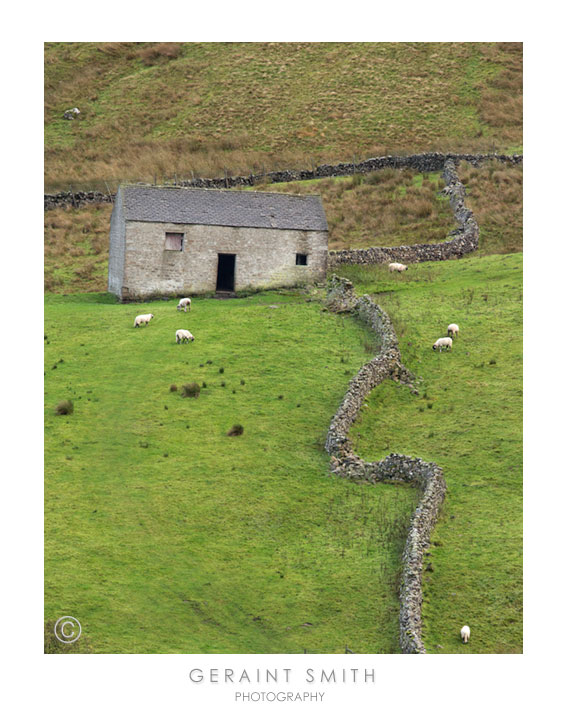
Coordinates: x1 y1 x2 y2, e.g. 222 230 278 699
325 275 447 654
119 221 328 300
107 187 126 296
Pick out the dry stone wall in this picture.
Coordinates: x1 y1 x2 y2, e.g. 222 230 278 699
44 152 522 210
328 158 479 267
325 275 447 654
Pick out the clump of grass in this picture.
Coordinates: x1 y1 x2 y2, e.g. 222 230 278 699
489 359 497 365
219 367 225 374
221 381 226 387
227 424 244 436
202 381 207 388
169 384 177 392
240 379 245 385
55 399 73 415
181 382 200 398
139 441 148 448
137 42 183 67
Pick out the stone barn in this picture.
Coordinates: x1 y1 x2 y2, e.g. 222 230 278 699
108 184 328 300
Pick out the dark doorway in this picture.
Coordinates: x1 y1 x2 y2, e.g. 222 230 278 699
216 254 236 292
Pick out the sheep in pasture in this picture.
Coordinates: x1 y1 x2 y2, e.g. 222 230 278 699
447 323 460 338
388 262 408 272
134 313 154 327
432 337 453 352
176 329 195 344
460 625 470 643
177 297 192 312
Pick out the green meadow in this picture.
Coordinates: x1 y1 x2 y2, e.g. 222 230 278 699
45 250 522 654
338 253 522 653
45 290 420 653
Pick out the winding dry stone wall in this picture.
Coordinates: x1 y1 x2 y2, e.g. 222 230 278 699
325 275 447 654
44 152 521 210
328 158 479 267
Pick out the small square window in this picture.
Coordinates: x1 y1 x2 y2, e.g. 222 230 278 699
296 253 308 266
165 232 183 251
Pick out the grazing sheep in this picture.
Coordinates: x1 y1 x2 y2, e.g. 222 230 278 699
432 337 453 352
177 297 192 312
388 262 408 272
134 313 154 327
176 329 195 344
460 625 470 643
447 323 460 338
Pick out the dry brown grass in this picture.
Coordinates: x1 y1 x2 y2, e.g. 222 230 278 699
136 43 184 66
44 42 522 191
44 204 111 291
460 160 523 254
254 170 452 250
476 43 522 147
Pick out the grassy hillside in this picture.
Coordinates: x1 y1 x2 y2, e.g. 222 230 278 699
44 252 522 653
45 290 422 653
338 253 522 653
44 42 522 190
44 41 522 655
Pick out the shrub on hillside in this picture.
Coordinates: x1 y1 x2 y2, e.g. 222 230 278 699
227 424 244 437
169 384 177 392
181 382 200 398
55 400 74 416
137 43 183 66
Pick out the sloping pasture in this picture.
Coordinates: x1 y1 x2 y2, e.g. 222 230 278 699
45 290 419 653
339 253 522 653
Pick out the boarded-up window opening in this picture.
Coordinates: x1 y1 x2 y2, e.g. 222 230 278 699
165 232 184 251
296 253 308 265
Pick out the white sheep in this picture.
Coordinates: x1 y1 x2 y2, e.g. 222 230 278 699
432 337 453 352
177 297 192 312
388 262 408 272
460 625 470 643
176 329 195 344
134 313 154 327
447 323 460 338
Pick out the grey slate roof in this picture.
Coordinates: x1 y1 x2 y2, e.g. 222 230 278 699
119 184 328 232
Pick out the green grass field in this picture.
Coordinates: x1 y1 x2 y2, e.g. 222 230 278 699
45 289 422 653
337 253 522 653
45 251 522 654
